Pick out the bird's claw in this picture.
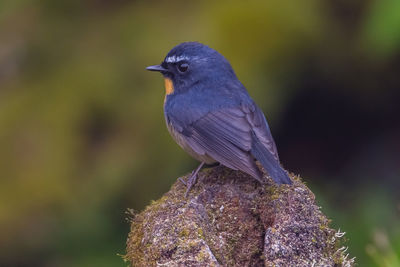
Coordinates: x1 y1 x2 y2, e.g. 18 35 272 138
180 162 205 198
178 177 187 185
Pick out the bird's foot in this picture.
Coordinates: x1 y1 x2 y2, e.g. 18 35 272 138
178 177 187 185
181 162 205 197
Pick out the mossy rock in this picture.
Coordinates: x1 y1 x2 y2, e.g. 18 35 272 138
125 165 354 267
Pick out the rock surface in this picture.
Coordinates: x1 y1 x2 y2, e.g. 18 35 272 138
125 166 354 266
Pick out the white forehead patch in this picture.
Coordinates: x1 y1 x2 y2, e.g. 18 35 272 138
165 55 191 63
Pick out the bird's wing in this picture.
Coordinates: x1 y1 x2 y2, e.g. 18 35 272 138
240 102 280 161
242 102 291 184
170 101 281 181
179 106 262 180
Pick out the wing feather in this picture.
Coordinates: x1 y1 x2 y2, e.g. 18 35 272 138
169 101 289 184
177 108 261 179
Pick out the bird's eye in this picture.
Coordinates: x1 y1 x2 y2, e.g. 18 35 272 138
177 63 188 73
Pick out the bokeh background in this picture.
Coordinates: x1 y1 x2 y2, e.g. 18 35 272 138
1 0 399 266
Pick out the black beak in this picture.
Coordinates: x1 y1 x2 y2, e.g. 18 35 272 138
146 64 167 72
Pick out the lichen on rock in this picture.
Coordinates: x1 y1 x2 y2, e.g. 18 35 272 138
125 165 354 267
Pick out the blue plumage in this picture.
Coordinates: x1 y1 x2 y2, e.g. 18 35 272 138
147 42 291 194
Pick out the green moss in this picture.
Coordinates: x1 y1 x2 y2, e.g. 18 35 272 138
197 228 204 239
124 213 145 265
179 228 190 238
196 249 207 262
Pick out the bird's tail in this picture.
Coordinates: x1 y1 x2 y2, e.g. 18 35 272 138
251 133 292 185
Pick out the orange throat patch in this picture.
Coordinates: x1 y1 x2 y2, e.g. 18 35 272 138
164 78 174 96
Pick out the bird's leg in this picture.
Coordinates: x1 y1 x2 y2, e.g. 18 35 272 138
184 162 205 197
178 165 200 186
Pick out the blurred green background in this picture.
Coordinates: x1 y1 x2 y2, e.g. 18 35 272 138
1 0 399 266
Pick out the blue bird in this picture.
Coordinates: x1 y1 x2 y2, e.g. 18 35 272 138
147 42 291 196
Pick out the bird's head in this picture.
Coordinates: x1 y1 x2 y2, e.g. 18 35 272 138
146 42 237 96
